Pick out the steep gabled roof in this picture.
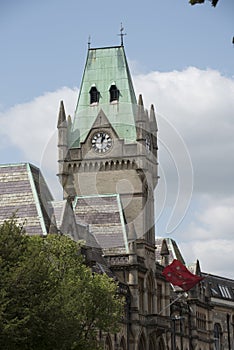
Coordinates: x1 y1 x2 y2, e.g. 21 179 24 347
70 46 137 147
49 199 96 244
155 237 185 265
73 193 129 253
0 163 53 235
49 200 67 229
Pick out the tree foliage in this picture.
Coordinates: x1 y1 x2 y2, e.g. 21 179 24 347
189 0 219 7
0 218 123 350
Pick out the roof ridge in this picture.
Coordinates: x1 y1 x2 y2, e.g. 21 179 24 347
0 162 38 169
88 45 122 50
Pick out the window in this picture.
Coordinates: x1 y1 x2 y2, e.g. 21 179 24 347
147 273 154 314
157 284 162 313
138 334 146 350
139 277 144 312
211 288 219 295
109 84 119 103
104 335 112 350
196 311 206 330
89 86 100 104
214 323 222 350
119 337 126 350
218 284 232 299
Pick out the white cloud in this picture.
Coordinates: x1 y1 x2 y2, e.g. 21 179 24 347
0 87 78 198
0 87 78 161
0 68 234 277
172 195 234 278
177 196 234 240
134 68 234 196
181 239 234 278
197 203 234 240
133 68 234 277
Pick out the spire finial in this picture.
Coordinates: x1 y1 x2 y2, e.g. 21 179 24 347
88 35 91 49
57 100 66 128
118 23 126 46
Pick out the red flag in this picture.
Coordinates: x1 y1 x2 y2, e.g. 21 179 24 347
162 259 204 291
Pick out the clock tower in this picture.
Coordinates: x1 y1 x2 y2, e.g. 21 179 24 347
57 44 158 246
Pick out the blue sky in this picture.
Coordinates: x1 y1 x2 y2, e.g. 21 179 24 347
0 0 233 109
0 0 234 277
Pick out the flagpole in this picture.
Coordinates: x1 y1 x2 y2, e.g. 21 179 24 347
158 292 188 315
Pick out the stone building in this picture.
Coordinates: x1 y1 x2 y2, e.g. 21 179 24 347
56 43 171 349
0 41 234 350
156 238 234 350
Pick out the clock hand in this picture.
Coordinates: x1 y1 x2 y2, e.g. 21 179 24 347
101 134 105 143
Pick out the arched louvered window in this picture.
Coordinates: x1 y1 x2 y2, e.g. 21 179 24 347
109 84 119 103
89 86 100 104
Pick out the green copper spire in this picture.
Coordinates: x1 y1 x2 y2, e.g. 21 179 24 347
69 46 137 148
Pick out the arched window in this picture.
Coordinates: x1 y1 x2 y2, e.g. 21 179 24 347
104 334 113 350
119 336 126 350
149 332 157 350
138 334 146 350
158 338 166 350
109 84 119 103
89 86 100 104
214 323 222 350
149 337 156 350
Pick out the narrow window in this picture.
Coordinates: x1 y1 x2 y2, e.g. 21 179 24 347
157 284 162 313
147 274 154 314
138 277 144 312
214 323 222 350
89 86 99 105
109 84 119 103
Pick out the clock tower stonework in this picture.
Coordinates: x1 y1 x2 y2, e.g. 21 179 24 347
57 43 166 350
57 45 158 247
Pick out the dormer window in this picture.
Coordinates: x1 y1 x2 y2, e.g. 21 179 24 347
109 84 119 103
218 285 232 299
89 86 100 105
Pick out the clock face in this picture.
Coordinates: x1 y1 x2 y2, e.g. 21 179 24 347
91 132 112 153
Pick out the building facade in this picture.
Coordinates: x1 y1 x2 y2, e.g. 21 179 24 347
56 42 234 350
57 43 169 349
0 42 233 350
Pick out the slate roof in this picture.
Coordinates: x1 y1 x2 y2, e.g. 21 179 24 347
71 46 138 147
203 273 234 302
48 199 112 275
50 200 67 229
49 199 101 246
73 194 129 252
0 163 53 235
